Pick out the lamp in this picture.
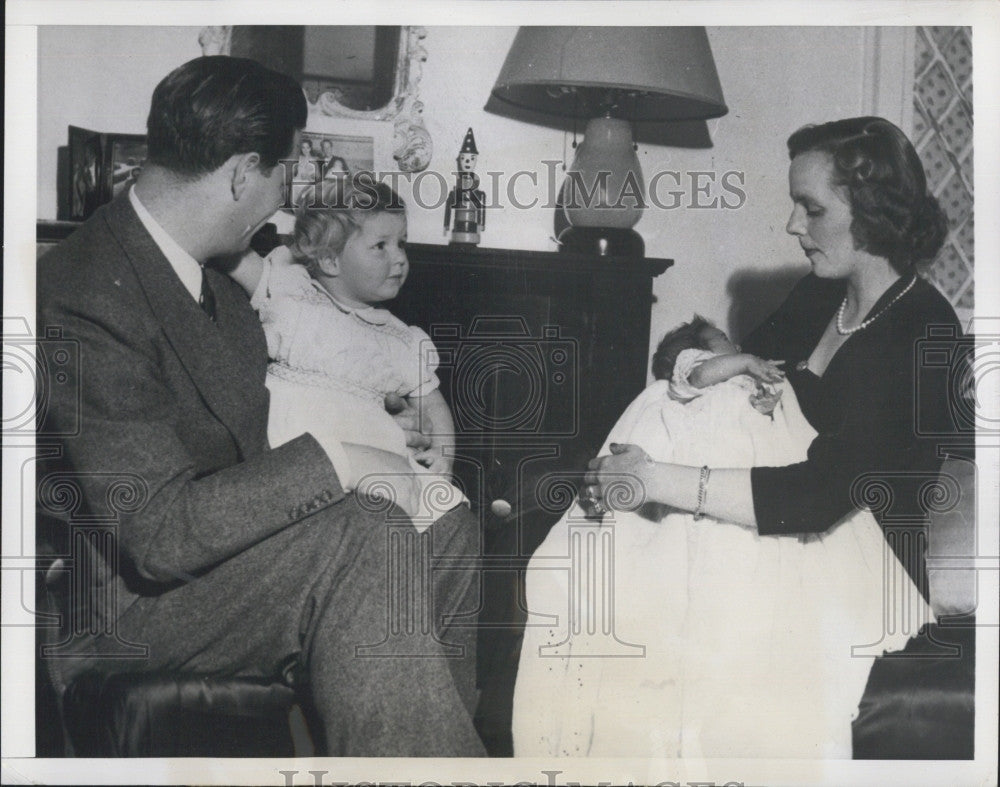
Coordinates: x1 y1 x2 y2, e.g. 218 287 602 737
490 27 727 256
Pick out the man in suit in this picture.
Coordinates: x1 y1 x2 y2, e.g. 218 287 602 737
318 137 350 180
37 55 484 757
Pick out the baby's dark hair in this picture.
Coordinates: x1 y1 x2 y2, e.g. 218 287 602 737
651 315 714 380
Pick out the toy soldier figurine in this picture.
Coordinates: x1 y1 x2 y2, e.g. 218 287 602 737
444 128 486 246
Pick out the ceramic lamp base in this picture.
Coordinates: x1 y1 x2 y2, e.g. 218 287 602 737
449 231 480 246
557 226 644 258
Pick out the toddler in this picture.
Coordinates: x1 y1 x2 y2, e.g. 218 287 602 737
230 178 463 527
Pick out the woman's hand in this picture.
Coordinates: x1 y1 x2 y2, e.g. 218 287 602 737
583 448 759 528
581 443 656 515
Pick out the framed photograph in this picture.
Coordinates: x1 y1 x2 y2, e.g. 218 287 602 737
67 125 103 220
66 127 147 219
102 133 147 202
289 117 394 206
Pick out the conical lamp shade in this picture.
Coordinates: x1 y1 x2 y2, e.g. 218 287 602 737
491 27 727 122
490 26 727 255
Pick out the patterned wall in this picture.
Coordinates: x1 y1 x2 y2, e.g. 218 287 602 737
912 26 973 323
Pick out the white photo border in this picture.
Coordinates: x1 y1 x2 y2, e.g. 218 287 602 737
4 3 999 786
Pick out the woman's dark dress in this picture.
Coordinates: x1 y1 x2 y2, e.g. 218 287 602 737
745 273 977 760
742 272 962 596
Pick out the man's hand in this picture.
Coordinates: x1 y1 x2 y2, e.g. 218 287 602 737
342 442 421 516
413 445 454 477
384 393 433 451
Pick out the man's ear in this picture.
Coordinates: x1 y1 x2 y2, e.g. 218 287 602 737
231 152 262 200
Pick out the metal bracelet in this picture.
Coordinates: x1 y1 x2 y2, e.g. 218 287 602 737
693 465 711 520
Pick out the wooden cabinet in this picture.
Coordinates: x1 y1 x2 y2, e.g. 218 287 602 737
396 243 670 754
396 243 670 555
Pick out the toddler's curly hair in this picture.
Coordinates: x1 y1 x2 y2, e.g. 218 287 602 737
289 174 405 277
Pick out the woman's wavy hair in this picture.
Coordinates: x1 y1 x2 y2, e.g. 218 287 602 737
787 116 948 272
651 315 714 381
289 175 405 277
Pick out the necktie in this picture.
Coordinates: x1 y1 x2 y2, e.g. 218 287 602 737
199 267 217 322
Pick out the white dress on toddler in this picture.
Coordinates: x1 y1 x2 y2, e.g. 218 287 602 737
251 246 465 528
512 348 932 758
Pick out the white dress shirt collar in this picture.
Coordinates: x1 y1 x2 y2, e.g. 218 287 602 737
129 186 203 301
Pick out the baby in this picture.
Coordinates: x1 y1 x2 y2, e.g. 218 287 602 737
652 315 785 413
229 177 462 526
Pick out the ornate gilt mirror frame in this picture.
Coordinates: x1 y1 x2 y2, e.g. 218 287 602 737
199 26 432 172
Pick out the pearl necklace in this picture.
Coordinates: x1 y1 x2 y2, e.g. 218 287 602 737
836 276 917 335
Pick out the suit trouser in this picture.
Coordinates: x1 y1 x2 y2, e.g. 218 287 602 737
71 496 485 757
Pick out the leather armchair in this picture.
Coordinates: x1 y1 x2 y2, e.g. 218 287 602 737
852 452 977 759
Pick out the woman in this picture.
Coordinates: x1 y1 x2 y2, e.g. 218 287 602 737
293 138 318 182
512 117 960 758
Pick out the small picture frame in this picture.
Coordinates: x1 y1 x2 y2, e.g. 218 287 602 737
68 126 104 220
66 126 148 220
288 117 394 206
103 133 148 202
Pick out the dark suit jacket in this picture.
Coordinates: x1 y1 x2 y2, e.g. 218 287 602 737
38 194 346 603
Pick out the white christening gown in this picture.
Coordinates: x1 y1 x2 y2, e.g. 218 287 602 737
512 354 932 759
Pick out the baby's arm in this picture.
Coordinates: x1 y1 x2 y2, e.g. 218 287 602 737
688 353 785 388
409 389 455 477
225 248 265 296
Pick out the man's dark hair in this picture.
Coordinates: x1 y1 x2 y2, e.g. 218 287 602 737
146 55 307 176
